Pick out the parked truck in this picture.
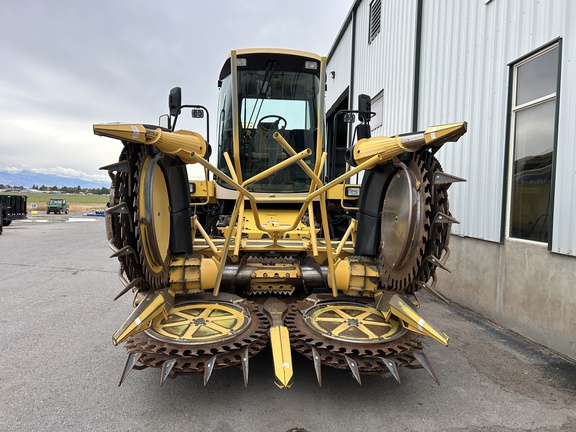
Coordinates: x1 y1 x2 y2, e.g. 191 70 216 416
46 198 69 214
0 195 28 227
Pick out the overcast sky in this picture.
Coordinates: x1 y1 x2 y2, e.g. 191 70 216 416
1 0 352 184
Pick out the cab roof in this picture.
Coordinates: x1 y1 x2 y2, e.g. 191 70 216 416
219 48 323 81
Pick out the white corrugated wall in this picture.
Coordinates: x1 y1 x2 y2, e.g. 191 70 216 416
326 23 353 109
550 2 576 256
417 0 576 255
326 0 576 256
352 0 417 136
418 0 509 242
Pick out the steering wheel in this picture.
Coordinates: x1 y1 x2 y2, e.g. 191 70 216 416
257 115 287 133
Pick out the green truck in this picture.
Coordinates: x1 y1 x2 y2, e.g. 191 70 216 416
46 198 68 214
46 198 69 214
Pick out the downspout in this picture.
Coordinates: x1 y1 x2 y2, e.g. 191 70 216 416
348 7 357 145
412 0 423 132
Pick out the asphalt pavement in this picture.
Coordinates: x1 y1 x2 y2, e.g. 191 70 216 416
1 216 575 432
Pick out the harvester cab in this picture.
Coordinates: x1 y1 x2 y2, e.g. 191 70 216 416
94 48 467 389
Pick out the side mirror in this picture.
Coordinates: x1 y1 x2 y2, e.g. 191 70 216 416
158 113 170 129
169 87 182 116
358 94 371 123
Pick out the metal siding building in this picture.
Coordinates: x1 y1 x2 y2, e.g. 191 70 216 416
326 0 576 360
326 20 353 110
420 0 576 252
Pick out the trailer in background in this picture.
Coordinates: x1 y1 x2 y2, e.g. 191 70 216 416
0 195 28 227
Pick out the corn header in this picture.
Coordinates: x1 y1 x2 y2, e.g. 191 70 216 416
94 48 466 388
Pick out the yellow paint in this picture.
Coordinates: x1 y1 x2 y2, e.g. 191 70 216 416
330 256 379 297
93 123 206 159
150 302 248 342
112 289 174 345
269 325 293 388
219 208 316 240
389 295 450 346
189 180 216 203
230 48 321 62
305 303 402 341
169 256 219 292
138 156 170 274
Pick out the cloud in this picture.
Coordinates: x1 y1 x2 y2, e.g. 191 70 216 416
0 0 353 179
1 165 110 183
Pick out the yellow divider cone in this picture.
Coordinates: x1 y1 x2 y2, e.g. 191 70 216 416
112 288 174 345
270 325 293 389
389 294 450 346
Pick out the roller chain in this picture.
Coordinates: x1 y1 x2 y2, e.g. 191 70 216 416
107 145 146 291
378 150 452 295
410 151 452 293
106 144 170 292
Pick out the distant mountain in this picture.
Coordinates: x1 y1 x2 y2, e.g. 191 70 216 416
0 169 111 189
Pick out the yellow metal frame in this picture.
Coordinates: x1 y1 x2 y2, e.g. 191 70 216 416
94 49 466 302
138 155 171 274
305 303 403 342
149 301 250 343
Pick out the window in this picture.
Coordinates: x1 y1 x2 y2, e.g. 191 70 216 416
370 91 383 131
508 44 560 243
217 68 319 193
241 99 310 130
369 0 381 44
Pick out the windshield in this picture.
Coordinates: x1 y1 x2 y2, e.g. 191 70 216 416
217 68 319 193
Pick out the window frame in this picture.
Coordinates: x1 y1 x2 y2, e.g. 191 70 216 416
370 90 384 131
503 40 562 246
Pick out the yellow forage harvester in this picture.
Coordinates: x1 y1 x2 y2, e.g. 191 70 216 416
94 48 467 388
